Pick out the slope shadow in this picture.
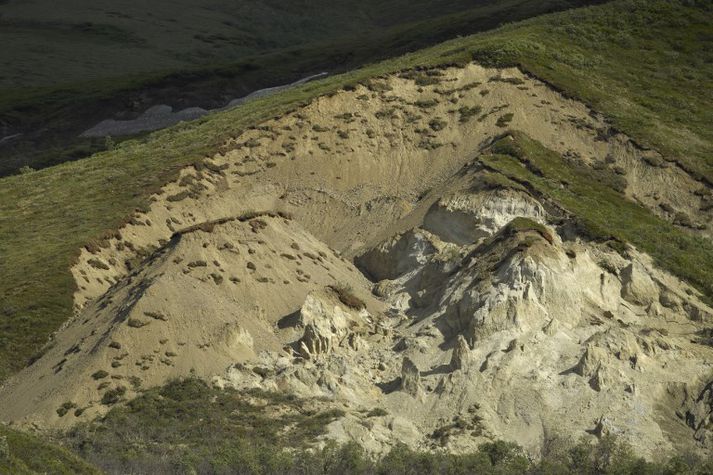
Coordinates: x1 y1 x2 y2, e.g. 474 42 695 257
377 377 401 395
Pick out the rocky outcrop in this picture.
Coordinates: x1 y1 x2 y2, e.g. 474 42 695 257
223 213 711 458
423 189 546 245
400 357 421 397
5 185 713 461
357 230 436 281
298 323 334 359
3 62 713 462
0 217 380 429
449 335 471 371
296 292 370 360
620 262 659 306
679 378 713 445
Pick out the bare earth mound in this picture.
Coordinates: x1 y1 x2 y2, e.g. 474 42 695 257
1 63 712 460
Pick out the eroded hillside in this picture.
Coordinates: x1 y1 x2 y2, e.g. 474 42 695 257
66 64 713 310
1 63 712 460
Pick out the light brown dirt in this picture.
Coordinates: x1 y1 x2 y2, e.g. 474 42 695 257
1 63 712 459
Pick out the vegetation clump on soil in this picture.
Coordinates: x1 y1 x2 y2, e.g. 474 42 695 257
65 378 346 473
328 284 367 310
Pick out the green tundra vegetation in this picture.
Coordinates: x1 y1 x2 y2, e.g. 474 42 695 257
0 424 99 474
63 378 713 474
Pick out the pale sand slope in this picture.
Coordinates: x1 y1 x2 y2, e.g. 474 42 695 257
1 63 712 459
0 214 381 429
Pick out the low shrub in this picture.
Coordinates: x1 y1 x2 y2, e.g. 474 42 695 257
100 386 126 405
428 118 448 131
91 370 109 380
458 105 482 122
495 113 514 127
328 284 366 310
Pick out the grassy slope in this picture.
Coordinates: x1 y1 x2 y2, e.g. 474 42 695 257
65 378 346 473
0 0 710 381
0 0 601 175
0 425 98 474
465 0 713 182
484 132 713 302
0 0 375 88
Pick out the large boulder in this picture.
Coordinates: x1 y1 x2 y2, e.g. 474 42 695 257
356 230 436 281
620 262 659 306
296 291 369 360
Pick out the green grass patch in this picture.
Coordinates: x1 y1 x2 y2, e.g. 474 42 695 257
502 216 555 245
476 170 528 193
481 132 713 303
428 117 448 131
457 105 483 123
0 425 98 474
495 113 514 127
